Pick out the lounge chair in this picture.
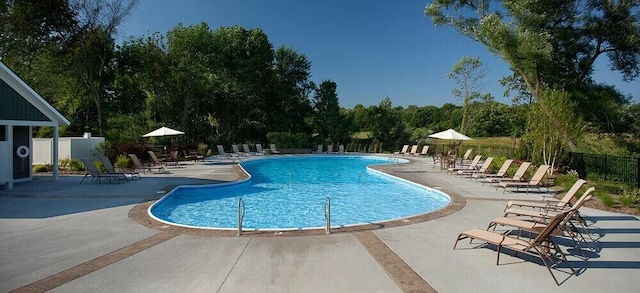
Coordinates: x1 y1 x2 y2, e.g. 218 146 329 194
80 158 126 184
472 159 513 182
447 155 482 174
255 144 266 155
504 179 587 211
217 145 234 157
338 144 345 154
183 150 203 162
128 154 165 174
242 144 254 156
270 144 280 154
484 162 531 186
148 151 171 168
232 144 245 156
454 210 576 286
408 145 418 156
315 145 323 153
456 148 473 165
456 157 493 177
490 187 596 253
497 164 550 193
326 144 334 153
413 145 429 156
95 154 140 180
394 145 409 156
504 187 595 220
503 186 597 242
168 150 181 166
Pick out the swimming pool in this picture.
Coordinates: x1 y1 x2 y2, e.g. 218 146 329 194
149 156 451 230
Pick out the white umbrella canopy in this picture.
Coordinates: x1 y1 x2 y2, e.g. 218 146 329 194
428 128 472 141
142 126 185 137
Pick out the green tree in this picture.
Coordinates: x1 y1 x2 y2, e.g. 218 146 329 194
425 0 640 151
312 80 342 142
271 45 314 133
447 56 486 133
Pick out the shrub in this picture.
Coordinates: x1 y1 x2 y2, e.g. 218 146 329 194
69 159 86 171
59 157 72 169
114 154 131 168
554 173 580 192
33 164 48 173
620 188 640 207
598 192 616 208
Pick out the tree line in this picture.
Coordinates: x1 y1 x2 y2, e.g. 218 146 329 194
2 0 639 162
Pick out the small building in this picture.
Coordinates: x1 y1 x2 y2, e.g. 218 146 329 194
0 61 71 189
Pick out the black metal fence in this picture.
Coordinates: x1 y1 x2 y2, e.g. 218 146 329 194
568 152 640 189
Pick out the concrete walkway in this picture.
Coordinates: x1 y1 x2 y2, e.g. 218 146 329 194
1 155 639 292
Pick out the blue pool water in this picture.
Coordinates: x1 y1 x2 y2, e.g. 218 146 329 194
149 156 450 230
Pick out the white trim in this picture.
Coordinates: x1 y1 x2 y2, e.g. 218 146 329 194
0 62 70 126
0 120 58 127
52 126 59 181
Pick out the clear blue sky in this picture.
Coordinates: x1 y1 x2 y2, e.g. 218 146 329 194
117 0 639 108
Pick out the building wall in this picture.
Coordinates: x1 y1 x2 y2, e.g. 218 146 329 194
12 126 30 179
0 79 49 121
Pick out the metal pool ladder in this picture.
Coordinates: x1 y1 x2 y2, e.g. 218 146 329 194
324 196 331 234
237 198 245 236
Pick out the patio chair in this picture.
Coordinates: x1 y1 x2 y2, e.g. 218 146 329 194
408 145 419 155
168 150 181 166
504 179 587 211
95 153 140 180
497 164 550 193
128 154 165 174
447 155 482 174
472 159 513 182
454 210 576 286
456 157 493 177
242 144 254 156
338 144 345 154
457 148 473 165
270 144 280 154
490 187 597 254
255 144 266 155
315 144 323 153
217 145 234 157
147 150 168 167
394 145 409 156
413 145 429 156
80 158 126 184
504 187 595 221
183 150 203 162
232 144 245 156
326 144 334 153
484 162 531 186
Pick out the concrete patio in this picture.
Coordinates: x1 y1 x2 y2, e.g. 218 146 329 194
1 155 639 292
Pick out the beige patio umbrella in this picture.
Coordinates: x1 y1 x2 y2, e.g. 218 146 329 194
428 128 472 141
428 128 472 158
143 126 185 153
142 126 185 137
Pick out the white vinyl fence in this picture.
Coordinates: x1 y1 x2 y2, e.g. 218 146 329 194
33 133 104 165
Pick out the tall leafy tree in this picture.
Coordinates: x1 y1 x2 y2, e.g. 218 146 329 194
425 0 640 151
447 56 486 133
271 45 314 132
312 80 342 142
